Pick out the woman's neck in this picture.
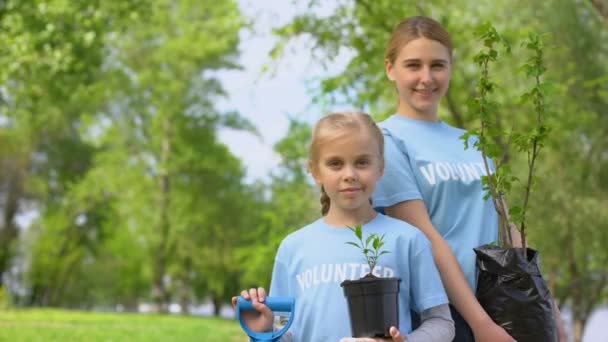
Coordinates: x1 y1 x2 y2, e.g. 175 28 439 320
396 103 439 122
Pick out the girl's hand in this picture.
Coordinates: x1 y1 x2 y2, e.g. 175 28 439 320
340 326 405 342
231 287 274 333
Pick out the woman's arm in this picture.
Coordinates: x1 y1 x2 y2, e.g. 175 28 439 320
385 200 514 342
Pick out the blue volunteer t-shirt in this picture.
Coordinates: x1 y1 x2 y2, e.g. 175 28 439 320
269 213 448 342
372 114 499 292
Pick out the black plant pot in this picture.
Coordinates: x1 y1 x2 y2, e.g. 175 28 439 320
475 244 557 342
341 275 401 338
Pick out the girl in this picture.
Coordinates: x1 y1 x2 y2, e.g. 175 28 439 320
232 112 454 341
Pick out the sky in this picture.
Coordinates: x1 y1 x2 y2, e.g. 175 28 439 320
216 0 351 182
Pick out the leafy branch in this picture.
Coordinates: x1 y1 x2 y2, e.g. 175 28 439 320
461 22 515 248
512 32 553 251
463 24 553 252
345 224 390 275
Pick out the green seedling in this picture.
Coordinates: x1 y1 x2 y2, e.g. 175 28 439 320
345 224 391 275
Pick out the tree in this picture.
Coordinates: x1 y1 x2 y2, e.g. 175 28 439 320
14 0 252 312
0 0 144 291
69 0 250 312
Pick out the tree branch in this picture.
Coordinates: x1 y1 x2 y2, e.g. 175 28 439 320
590 0 608 20
445 89 465 128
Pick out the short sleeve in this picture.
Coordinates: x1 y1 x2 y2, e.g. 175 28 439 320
268 243 296 341
269 243 290 297
409 234 449 312
373 130 422 208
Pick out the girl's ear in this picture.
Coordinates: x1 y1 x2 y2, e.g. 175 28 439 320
385 58 395 81
308 160 322 185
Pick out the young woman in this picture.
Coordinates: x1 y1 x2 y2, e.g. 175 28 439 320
232 112 454 341
371 16 519 342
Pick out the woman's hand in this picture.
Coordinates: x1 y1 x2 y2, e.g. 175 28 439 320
340 326 405 342
231 287 274 333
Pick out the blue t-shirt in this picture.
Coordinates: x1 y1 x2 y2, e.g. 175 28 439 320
269 213 448 342
372 114 499 292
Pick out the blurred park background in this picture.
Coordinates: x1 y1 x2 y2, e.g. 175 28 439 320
0 0 607 341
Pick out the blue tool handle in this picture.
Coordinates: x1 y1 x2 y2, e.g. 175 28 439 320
236 296 295 342
237 296 294 312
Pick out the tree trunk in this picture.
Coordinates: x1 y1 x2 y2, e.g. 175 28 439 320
0 158 25 286
152 116 172 313
123 297 139 312
590 0 608 20
212 295 222 317
573 317 586 342
178 278 190 315
178 257 192 315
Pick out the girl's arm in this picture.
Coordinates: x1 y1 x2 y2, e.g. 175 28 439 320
385 200 515 342
340 304 454 342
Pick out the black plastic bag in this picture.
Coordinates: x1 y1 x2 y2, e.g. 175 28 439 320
474 244 557 342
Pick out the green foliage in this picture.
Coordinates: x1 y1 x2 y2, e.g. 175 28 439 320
345 224 390 275
463 24 553 249
3 0 252 311
461 22 514 246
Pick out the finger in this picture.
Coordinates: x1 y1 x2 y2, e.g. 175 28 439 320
248 288 258 301
252 300 273 317
241 290 249 300
231 296 237 307
258 287 267 302
389 326 404 342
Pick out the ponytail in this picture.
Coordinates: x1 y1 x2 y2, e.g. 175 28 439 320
320 186 330 216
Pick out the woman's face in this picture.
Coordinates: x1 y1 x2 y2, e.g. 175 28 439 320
385 37 452 119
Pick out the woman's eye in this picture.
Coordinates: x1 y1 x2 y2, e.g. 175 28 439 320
406 63 420 69
432 63 445 69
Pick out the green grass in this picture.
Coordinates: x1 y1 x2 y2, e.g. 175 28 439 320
0 308 247 342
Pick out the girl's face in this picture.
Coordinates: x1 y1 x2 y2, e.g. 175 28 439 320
385 37 452 120
309 129 384 222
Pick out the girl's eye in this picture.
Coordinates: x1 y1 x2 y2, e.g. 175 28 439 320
356 159 370 167
327 160 342 168
432 63 445 69
406 63 420 69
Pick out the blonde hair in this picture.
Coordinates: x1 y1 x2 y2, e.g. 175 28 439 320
385 16 453 65
308 112 384 216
